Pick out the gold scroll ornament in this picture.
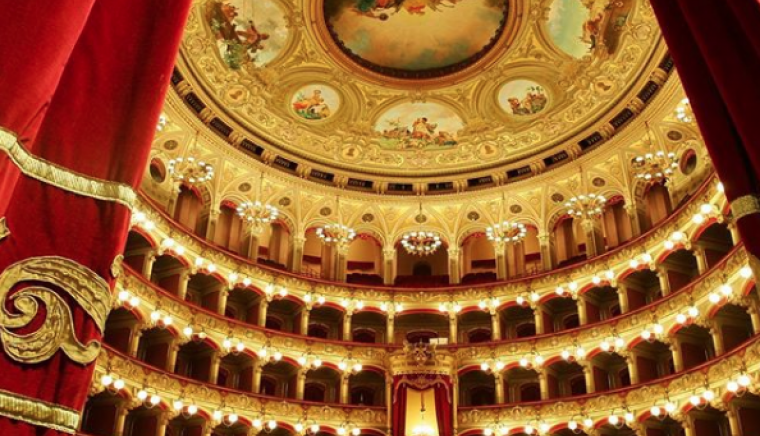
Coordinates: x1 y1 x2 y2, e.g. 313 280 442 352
0 256 112 364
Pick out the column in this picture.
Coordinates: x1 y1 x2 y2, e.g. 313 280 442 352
205 208 220 241
710 321 726 355
577 296 588 325
670 338 684 372
112 404 129 436
693 246 709 275
727 408 742 436
582 218 604 257
616 284 630 313
452 376 459 433
167 183 182 218
624 203 642 238
533 307 545 335
299 307 310 336
177 270 191 301
258 298 269 327
209 351 221 384
129 326 143 357
166 340 180 373
495 244 507 280
253 361 263 394
449 313 458 344
682 417 697 436
290 235 305 273
382 247 396 286
386 377 393 431
321 244 334 280
538 370 549 400
490 311 501 341
626 352 639 385
155 412 170 436
583 361 596 394
538 233 554 271
217 289 228 316
748 300 760 334
448 247 461 284
142 250 157 278
657 267 671 296
336 245 349 282
244 361 256 393
387 314 395 344
494 373 505 404
296 370 306 400
343 311 353 341
340 374 350 404
728 221 742 245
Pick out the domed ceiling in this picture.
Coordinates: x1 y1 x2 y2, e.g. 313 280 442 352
179 0 663 180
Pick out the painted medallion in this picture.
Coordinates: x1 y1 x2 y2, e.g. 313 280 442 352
205 0 289 69
547 0 633 58
324 0 509 78
375 102 463 150
498 80 548 116
291 85 341 121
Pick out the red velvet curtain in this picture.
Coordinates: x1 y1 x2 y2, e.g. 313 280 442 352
650 0 760 260
0 0 190 434
392 375 452 436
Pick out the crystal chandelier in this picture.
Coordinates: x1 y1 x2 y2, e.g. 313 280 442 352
565 193 607 219
316 196 356 247
402 202 442 256
675 98 694 123
632 122 679 182
237 173 279 235
167 156 214 185
486 221 526 244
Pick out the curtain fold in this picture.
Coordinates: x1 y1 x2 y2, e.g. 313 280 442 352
392 379 408 436
650 0 760 266
392 374 452 436
433 378 453 436
0 0 191 434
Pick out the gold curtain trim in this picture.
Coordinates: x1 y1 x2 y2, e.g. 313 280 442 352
0 217 8 241
0 388 80 434
0 128 135 209
731 194 760 221
394 375 452 404
0 256 112 365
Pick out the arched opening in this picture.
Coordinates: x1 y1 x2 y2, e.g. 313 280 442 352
540 296 580 333
503 367 540 403
305 366 341 403
349 370 385 406
713 303 754 353
267 298 302 333
303 228 332 279
553 217 587 268
219 352 256 392
641 415 686 436
256 221 291 270
588 352 629 393
260 360 299 398
582 286 620 322
213 202 244 254
136 327 174 370
457 310 492 343
186 272 225 312
80 392 124 436
686 405 730 436
675 324 715 370
174 184 206 237
631 339 674 383
309 305 344 340
695 222 735 268
661 248 700 292
123 230 155 276
123 405 164 436
545 360 586 399
642 182 673 230
352 311 387 343
395 312 449 344
166 415 206 436
103 307 141 354
461 232 497 284
459 370 495 406
225 287 263 325
601 196 634 249
395 239 449 287
619 269 661 312
150 253 186 297
346 234 383 285
518 226 542 277
499 305 536 339
175 340 217 383
211 421 250 436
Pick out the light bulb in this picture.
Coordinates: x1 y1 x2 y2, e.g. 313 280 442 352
524 424 534 435
162 315 172 326
709 292 721 304
236 342 245 353
340 362 348 371
183 326 194 337
150 311 161 322
600 340 611 352
568 420 578 431
253 419 262 428
353 363 362 372
738 374 752 387
624 412 634 423
690 395 701 406
688 306 699 317
727 381 739 392
499 426 508 436
101 374 113 386
113 379 125 390
295 422 304 433
665 402 677 413
213 410 223 421
149 395 161 406
653 323 664 335
313 359 322 367
173 400 184 411
692 214 705 224
352 427 361 436
703 390 715 401
495 361 505 371
516 296 525 305
700 204 713 214
719 284 732 296
676 313 687 324
561 350 571 360
298 356 307 366
741 266 753 278
129 296 140 307
228 414 238 424
484 428 493 436
187 404 198 415
274 351 283 361
311 424 320 433
583 418 594 429
118 290 129 302
137 390 148 401
664 240 675 250
338 427 346 435
268 420 277 430
608 415 619 426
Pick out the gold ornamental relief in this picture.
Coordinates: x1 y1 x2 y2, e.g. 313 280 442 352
0 217 8 241
0 256 112 365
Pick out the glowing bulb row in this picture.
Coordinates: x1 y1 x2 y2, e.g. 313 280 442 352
117 289 141 308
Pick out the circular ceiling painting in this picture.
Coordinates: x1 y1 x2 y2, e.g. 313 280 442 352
323 0 509 79
205 0 289 69
546 0 633 58
291 84 341 121
498 79 548 116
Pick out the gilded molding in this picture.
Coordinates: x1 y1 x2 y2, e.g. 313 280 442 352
731 194 760 221
0 256 112 365
0 388 80 434
0 128 136 209
0 217 8 241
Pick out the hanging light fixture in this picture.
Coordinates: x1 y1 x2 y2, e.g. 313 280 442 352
402 201 442 256
565 165 607 219
167 131 214 185
486 193 527 246
316 196 356 247
237 172 279 236
631 122 679 183
411 390 435 436
675 98 694 123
